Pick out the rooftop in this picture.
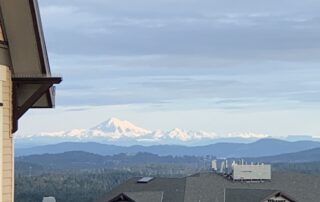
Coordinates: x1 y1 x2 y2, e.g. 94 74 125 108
98 171 320 202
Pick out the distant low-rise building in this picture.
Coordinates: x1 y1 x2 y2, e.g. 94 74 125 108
42 197 56 202
232 163 272 181
97 171 320 202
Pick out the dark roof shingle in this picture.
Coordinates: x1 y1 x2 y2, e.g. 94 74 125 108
98 177 185 202
225 188 278 202
98 172 320 202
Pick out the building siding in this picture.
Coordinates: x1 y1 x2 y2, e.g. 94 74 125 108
0 65 13 202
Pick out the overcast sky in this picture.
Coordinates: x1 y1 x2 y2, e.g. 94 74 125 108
18 0 320 137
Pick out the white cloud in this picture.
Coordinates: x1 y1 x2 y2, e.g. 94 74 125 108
22 0 320 138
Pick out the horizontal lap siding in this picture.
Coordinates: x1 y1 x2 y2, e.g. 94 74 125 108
1 66 13 202
0 68 2 202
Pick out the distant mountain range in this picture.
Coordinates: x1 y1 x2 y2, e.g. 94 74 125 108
15 138 320 158
15 117 320 147
15 146 320 173
248 147 320 163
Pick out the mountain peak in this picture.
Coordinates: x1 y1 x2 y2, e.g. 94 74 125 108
107 117 126 126
93 117 151 136
168 128 190 141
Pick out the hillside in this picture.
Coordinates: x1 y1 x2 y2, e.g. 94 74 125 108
15 139 320 158
15 150 320 202
15 151 201 170
247 147 320 163
16 147 320 172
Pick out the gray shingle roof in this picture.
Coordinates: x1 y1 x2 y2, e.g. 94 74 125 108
225 188 278 202
124 191 163 202
184 172 319 202
97 177 185 202
98 172 320 202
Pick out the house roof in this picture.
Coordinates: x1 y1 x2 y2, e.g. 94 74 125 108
98 177 186 202
99 172 320 202
0 0 50 75
184 172 318 202
108 193 135 202
225 188 293 202
124 191 163 202
0 0 62 132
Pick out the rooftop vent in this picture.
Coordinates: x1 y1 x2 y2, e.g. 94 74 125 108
137 177 154 183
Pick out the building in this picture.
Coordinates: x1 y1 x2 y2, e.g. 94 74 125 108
225 188 296 202
42 197 56 202
212 159 272 181
98 171 320 202
0 0 61 201
232 163 271 181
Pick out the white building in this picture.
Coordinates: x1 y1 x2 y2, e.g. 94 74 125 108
232 163 272 181
42 197 56 202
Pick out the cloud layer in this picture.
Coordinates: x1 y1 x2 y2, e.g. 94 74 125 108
38 0 320 109
17 0 320 137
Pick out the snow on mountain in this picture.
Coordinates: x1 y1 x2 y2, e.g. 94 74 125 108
37 129 87 138
40 131 66 137
226 132 269 139
89 117 151 139
167 128 190 141
15 117 270 145
164 128 217 141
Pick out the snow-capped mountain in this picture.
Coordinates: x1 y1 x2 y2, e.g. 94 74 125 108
89 118 151 139
92 118 151 135
15 117 272 146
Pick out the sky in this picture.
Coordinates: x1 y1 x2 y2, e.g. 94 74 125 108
17 0 320 137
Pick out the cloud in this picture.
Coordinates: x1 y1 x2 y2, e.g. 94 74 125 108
36 0 320 110
38 0 320 57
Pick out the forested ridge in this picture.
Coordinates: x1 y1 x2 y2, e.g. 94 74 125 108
15 151 320 202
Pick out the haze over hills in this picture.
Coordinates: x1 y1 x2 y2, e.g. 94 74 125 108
15 117 320 148
15 139 320 158
247 147 320 163
15 147 320 171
